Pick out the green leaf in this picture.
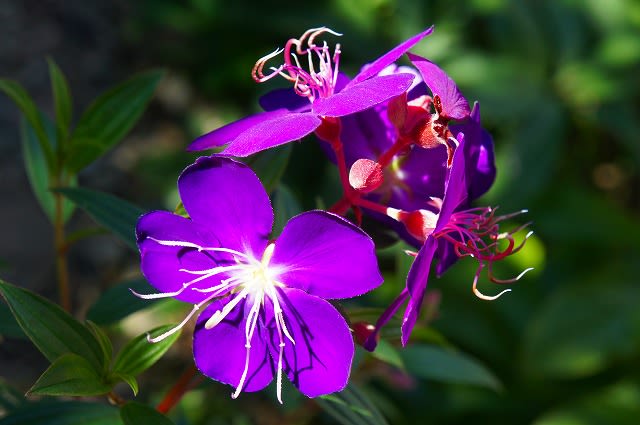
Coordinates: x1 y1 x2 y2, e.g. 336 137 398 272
86 278 160 326
0 400 122 425
245 143 292 194
370 339 404 370
400 344 502 391
56 187 145 250
112 324 181 377
67 70 163 172
120 401 175 425
0 279 104 371
28 353 111 396
0 78 55 168
85 320 113 371
47 58 72 147
317 384 389 425
21 114 76 224
109 372 139 396
0 300 26 339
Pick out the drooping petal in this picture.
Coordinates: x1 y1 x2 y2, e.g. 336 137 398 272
274 287 354 398
137 211 224 304
407 53 470 120
222 112 321 157
435 134 467 231
193 296 274 393
347 26 434 87
271 211 382 299
401 236 438 346
179 156 273 257
451 102 496 200
312 73 415 117
188 109 292 151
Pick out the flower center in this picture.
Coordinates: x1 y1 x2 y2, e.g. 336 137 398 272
135 238 294 403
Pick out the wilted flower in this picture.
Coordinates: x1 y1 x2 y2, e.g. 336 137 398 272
365 134 532 349
136 156 382 401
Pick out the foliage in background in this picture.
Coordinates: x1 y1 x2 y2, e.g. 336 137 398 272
1 0 639 424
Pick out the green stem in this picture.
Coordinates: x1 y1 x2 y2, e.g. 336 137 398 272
53 176 71 312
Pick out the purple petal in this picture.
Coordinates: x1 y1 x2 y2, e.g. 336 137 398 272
407 53 470 120
194 296 274 392
275 287 354 397
401 237 438 346
223 112 321 157
136 211 222 304
188 109 292 151
271 211 382 299
259 89 311 112
340 107 394 165
312 74 415 117
435 134 467 231
363 288 409 351
435 237 459 277
179 156 272 257
451 102 496 200
348 26 434 87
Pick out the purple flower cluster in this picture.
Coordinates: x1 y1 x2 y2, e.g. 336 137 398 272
136 26 531 401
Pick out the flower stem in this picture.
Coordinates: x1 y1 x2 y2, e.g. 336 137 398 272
156 364 201 414
53 186 71 312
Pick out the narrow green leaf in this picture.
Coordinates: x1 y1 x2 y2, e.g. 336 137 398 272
317 384 388 425
86 278 160 326
67 70 164 172
0 279 104 371
21 114 76 224
370 339 404 370
0 300 26 339
245 144 292 193
112 324 180 377
0 400 122 425
28 353 111 396
47 58 73 147
120 401 175 425
56 187 145 250
0 78 55 168
400 344 502 391
85 320 113 371
109 372 138 396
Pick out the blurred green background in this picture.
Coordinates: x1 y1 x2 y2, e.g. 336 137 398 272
1 0 639 424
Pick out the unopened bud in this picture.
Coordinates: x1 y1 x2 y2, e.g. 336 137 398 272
387 208 438 241
352 321 377 346
349 159 383 193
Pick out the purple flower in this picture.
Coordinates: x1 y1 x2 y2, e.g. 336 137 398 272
187 26 434 156
365 135 531 350
135 156 382 401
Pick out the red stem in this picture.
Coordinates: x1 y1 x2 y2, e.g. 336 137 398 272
156 364 201 414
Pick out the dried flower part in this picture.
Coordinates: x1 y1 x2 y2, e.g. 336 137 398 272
349 159 384 193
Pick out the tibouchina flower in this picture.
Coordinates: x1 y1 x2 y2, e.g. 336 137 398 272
188 26 434 156
136 156 382 402
365 135 531 350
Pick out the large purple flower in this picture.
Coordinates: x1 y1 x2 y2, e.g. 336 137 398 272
136 156 382 401
188 26 434 156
